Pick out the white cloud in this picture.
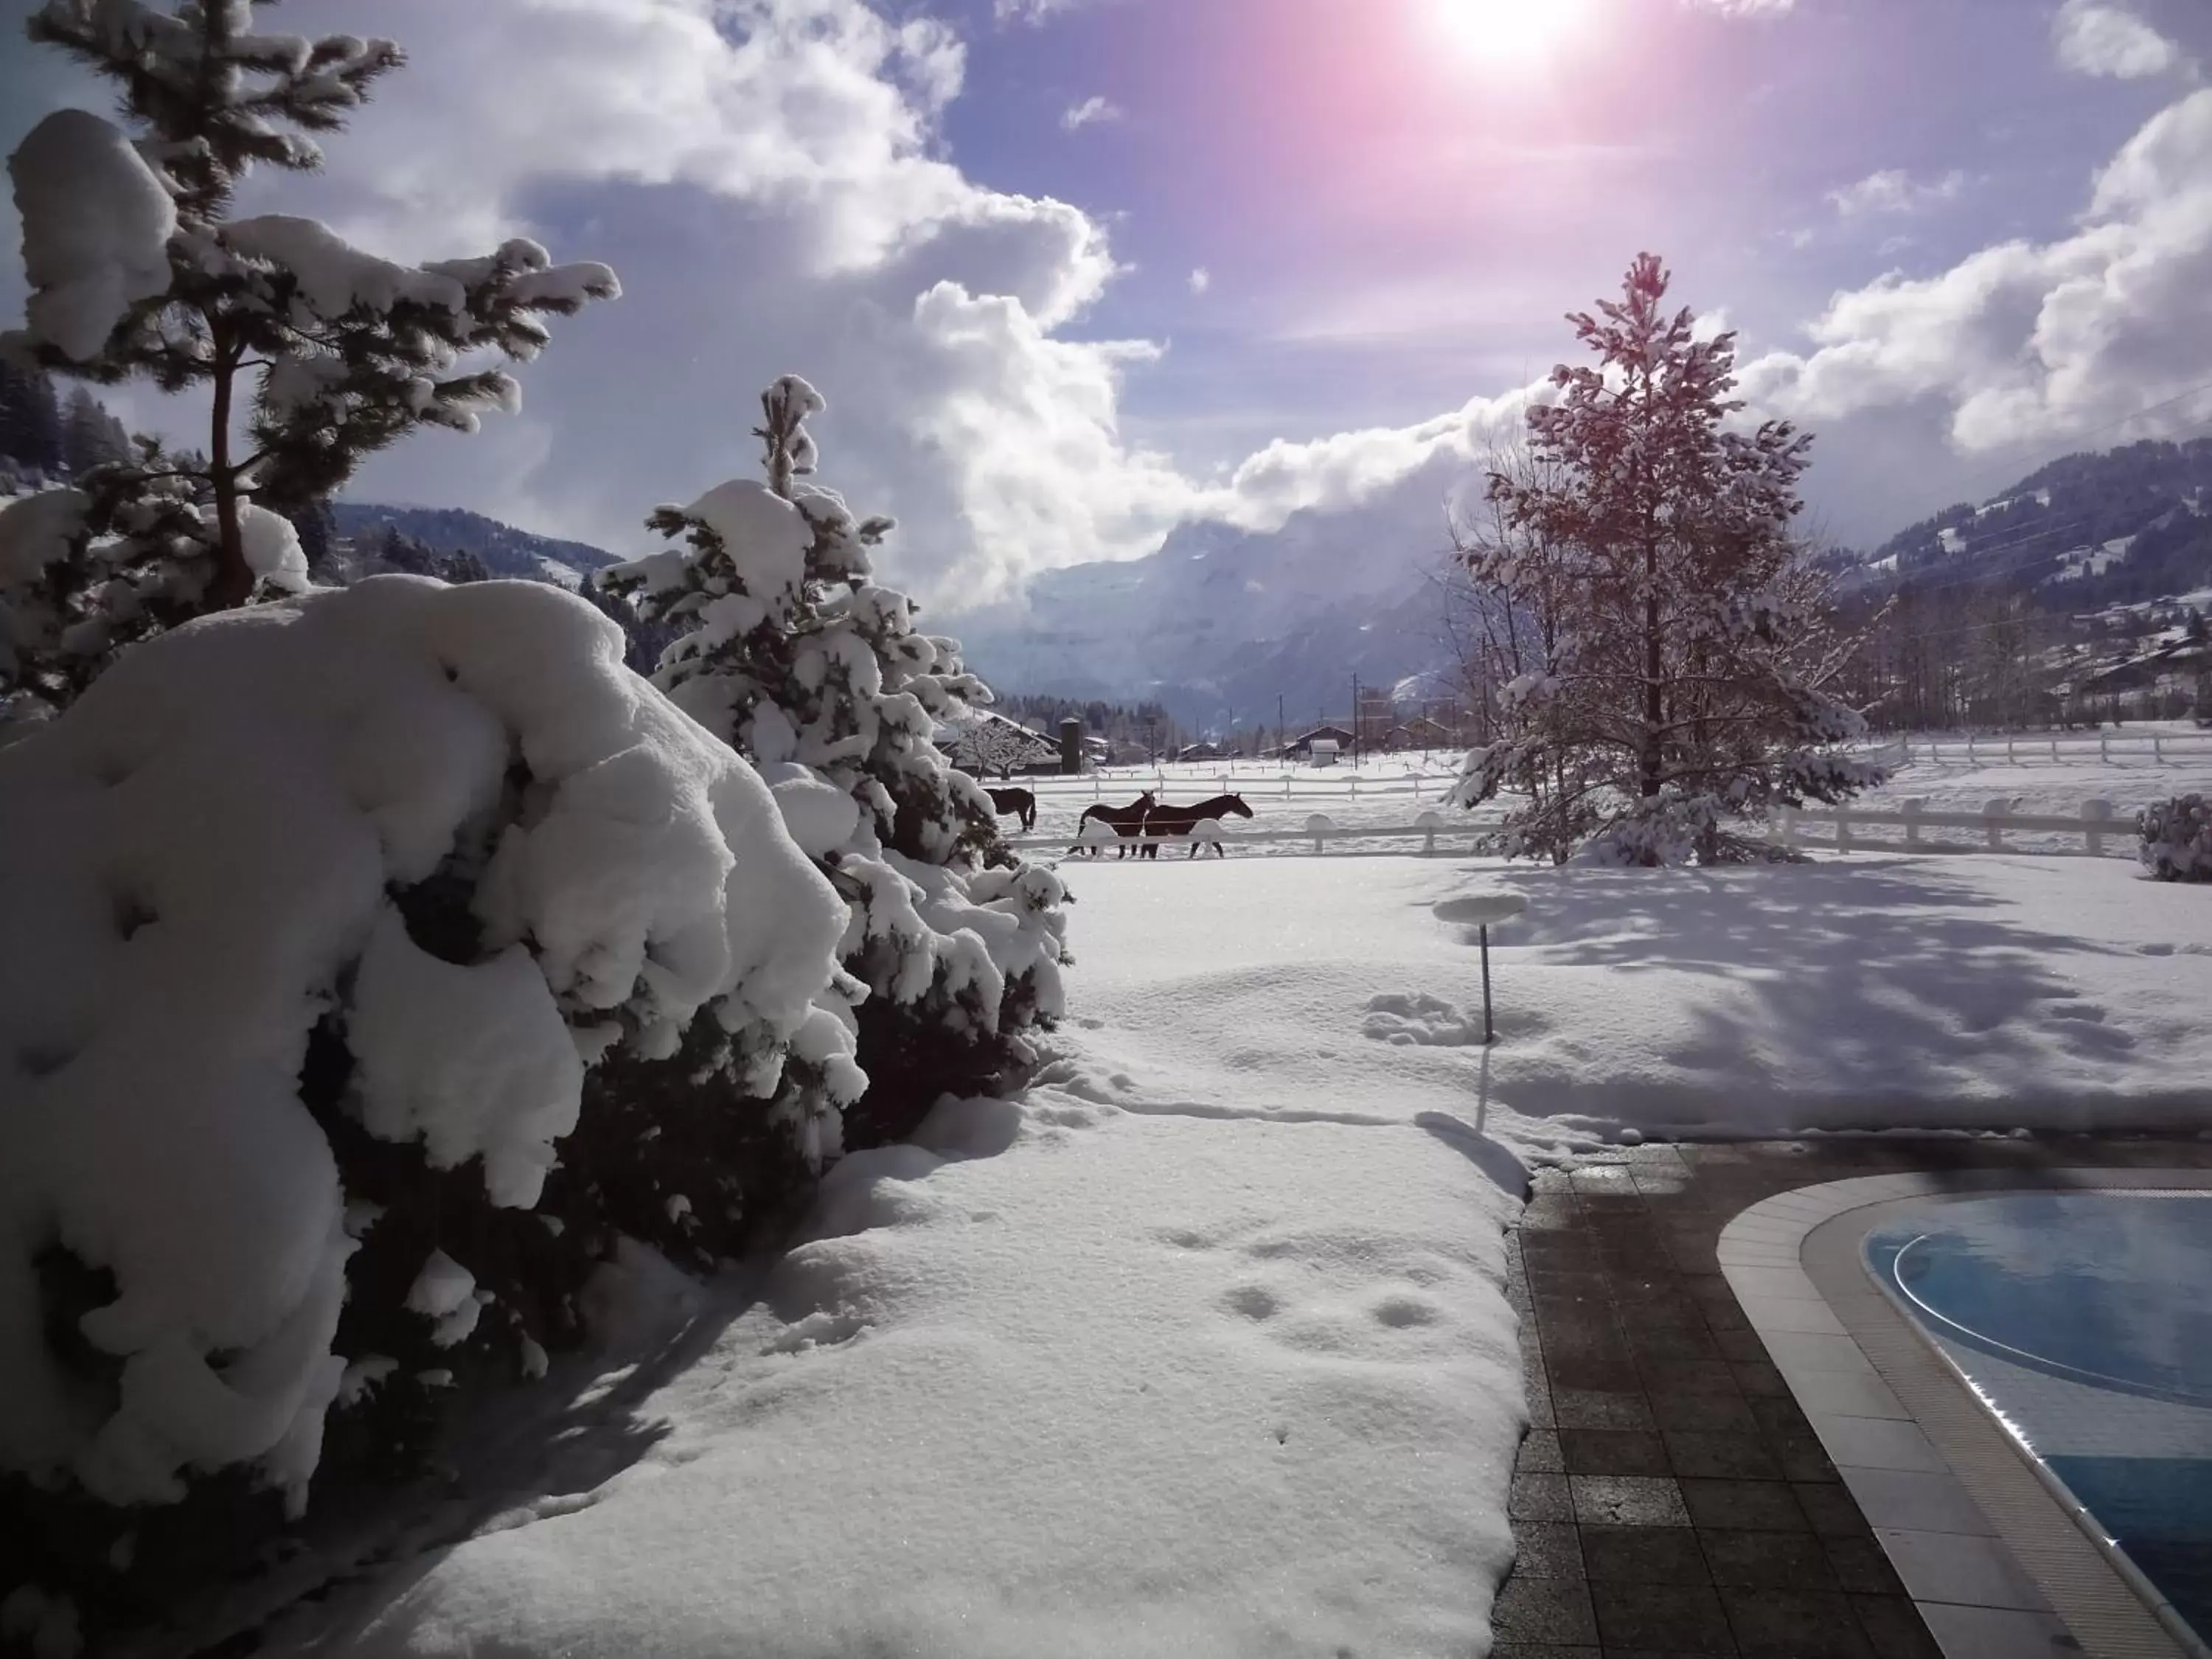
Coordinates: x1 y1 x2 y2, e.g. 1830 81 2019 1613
995 0 1089 21
1684 0 1797 14
1187 266 1211 295
1060 95 1121 131
1743 88 2212 456
2053 0 2190 80
1828 167 1969 218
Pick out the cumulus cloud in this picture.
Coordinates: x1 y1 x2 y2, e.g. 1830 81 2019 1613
1060 95 1121 131
1684 0 1798 15
1187 265 1211 295
2053 0 2190 80
1828 167 1969 218
1742 88 2212 455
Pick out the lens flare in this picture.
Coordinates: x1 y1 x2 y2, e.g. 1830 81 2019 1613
1427 0 1596 67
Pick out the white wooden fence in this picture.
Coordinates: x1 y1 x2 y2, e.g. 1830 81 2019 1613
1020 767 1456 804
1767 798 2138 859
1003 810 1498 859
1002 799 2149 862
1888 728 2212 767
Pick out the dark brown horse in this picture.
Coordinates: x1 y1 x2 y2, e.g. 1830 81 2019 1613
1074 793 1156 858
1140 794 1254 858
988 787 1037 832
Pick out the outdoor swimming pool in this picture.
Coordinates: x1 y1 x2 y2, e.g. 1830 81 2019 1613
1865 1192 2212 1652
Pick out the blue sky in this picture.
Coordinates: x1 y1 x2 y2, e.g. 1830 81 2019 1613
5 0 2211 601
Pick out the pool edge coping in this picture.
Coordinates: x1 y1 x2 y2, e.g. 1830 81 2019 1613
1719 1169 2212 1659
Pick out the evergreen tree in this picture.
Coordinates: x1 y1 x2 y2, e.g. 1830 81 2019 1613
601 377 1068 1145
1451 255 1885 863
0 358 64 475
284 496 336 576
0 0 616 709
57 383 128 475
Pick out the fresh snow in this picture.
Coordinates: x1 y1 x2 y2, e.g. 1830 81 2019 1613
267 832 2212 1659
296 1079 1527 1659
6 108 176 361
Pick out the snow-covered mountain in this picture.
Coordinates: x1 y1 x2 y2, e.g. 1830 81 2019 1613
330 502 621 588
940 457 1474 731
1835 437 2212 609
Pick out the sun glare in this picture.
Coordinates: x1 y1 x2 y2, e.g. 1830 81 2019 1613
1428 0 1596 67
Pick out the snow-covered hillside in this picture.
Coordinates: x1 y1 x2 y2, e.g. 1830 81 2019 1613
329 504 621 587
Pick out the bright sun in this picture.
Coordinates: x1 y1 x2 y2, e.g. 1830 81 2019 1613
1429 0 1596 66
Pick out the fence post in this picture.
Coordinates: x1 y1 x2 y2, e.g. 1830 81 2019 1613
2051 737 2059 762
1984 798 2011 852
1834 801 1853 854
1776 804 1798 852
2101 731 2110 763
2154 733 2164 762
1967 734 1977 763
2082 799 2115 858
1902 798 1924 849
2007 737 2017 765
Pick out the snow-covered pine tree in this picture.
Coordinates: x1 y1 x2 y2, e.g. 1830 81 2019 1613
601 376 1069 1148
0 359 65 478
0 0 616 712
1450 254 1886 864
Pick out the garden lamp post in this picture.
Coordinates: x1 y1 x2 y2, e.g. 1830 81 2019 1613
1432 892 1529 1045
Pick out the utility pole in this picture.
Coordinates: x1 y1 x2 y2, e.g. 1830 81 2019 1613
1352 672 1360 766
1277 692 1284 758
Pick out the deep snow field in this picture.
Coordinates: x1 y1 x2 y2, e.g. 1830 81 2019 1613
265 831 2212 1659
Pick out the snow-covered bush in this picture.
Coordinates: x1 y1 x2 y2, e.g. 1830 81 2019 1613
600 378 1069 1148
1 0 615 715
0 578 857 1640
2138 795 2211 883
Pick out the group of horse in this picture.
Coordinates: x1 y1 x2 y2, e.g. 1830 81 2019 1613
977 790 1257 859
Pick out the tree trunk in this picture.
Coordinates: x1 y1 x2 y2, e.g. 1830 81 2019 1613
1642 532 1663 799
206 340 254 611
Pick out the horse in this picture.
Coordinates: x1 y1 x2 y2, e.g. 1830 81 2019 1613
1139 794 1254 859
988 787 1037 833
1073 793 1156 858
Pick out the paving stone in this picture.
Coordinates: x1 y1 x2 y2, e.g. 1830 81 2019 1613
1648 1389 1759 1435
1666 1431 1784 1481
1722 1587 1875 1658
1559 1429 1672 1477
1820 1534 1906 1596
1680 1478 1808 1533
1490 1573 1599 1647
1506 1520 1585 1581
1579 1524 1710 1585
1545 1354 1642 1393
1847 1593 1944 1658
1630 1323 1727 1363
1714 1326 1775 1364
1551 1388 1656 1432
1514 1429 1565 1474
1699 1528 1838 1590
1640 1359 1737 1397
1731 1359 1791 1397
1570 1474 1691 1528
1791 1481 1871 1537
1588 1580 1737 1654
1509 1472 1574 1524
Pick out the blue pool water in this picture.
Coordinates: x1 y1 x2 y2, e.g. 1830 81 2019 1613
1865 1192 2212 1648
